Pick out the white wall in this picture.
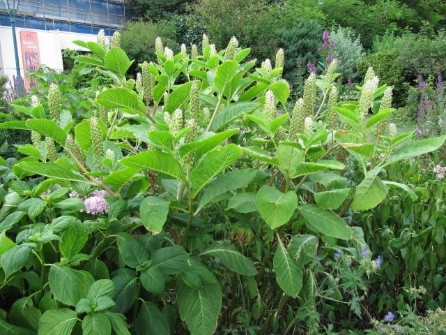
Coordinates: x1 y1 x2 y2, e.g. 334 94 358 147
0 26 103 87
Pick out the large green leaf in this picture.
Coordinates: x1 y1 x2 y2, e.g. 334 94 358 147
268 80 290 104
105 312 130 335
26 119 67 145
291 160 345 179
48 265 94 306
140 196 170 234
227 193 257 213
213 60 239 94
385 135 446 165
120 151 184 181
256 186 297 229
38 309 78 335
0 318 35 335
104 48 133 77
314 188 350 209
87 279 115 300
103 167 139 191
13 162 88 183
177 279 222 335
112 271 138 314
0 244 32 279
287 234 319 266
200 242 257 276
97 88 145 114
140 267 165 295
0 231 15 255
82 313 111 335
298 205 352 240
197 168 258 212
151 245 189 275
366 108 394 128
60 223 88 260
275 144 304 179
190 144 242 198
179 129 239 158
209 102 259 131
135 301 169 335
164 81 193 113
0 211 26 233
273 237 302 297
118 238 150 270
351 167 388 211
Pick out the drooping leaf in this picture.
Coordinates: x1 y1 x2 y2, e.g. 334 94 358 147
13 162 88 183
287 234 319 266
120 151 184 182
385 135 446 165
366 108 394 128
179 129 239 158
351 167 388 211
314 188 350 209
197 169 258 212
298 205 352 240
48 265 94 306
97 88 145 114
112 271 138 314
104 48 133 77
383 181 418 201
200 243 257 276
105 312 130 335
135 301 169 335
209 102 259 131
273 237 302 297
26 119 67 145
38 309 78 335
177 279 222 335
291 160 345 179
164 82 193 113
227 193 257 213
256 186 297 229
140 196 170 234
103 167 140 191
190 144 242 198
268 80 290 104
0 211 26 233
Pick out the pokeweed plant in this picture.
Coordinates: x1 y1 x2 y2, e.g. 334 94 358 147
0 32 445 335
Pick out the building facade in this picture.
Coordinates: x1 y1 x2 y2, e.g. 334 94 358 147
0 0 128 88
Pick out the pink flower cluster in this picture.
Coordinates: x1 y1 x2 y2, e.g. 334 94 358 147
434 165 446 180
71 189 109 215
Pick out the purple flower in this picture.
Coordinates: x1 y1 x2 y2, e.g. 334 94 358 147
334 251 342 259
307 61 317 74
91 189 108 197
322 30 330 41
418 75 426 89
84 195 109 215
359 247 370 257
374 255 383 267
384 311 396 323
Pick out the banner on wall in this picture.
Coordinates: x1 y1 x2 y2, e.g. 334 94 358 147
19 31 40 90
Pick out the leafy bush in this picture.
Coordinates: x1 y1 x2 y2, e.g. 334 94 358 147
0 34 445 335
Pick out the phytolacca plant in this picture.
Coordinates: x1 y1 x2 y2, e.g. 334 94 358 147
0 32 445 335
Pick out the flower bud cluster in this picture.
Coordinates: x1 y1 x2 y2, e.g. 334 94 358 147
264 90 276 122
303 73 316 116
327 86 338 130
110 31 121 49
48 83 61 121
31 130 41 147
274 48 284 74
189 81 200 121
191 44 198 59
97 29 106 49
289 98 304 140
83 190 109 215
224 36 239 60
90 117 104 157
180 44 187 57
164 47 174 61
65 134 85 170
31 95 40 107
325 59 338 82
261 59 272 72
135 72 143 96
388 123 397 137
169 109 183 135
202 34 209 55
141 61 155 103
434 165 446 179
359 76 379 120
45 137 57 162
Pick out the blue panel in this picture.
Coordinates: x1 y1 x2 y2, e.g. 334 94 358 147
53 20 71 32
24 17 45 29
0 14 10 26
71 22 92 34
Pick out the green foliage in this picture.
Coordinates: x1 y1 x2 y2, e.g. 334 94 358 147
0 33 445 335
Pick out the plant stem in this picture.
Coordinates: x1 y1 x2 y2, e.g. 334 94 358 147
206 92 224 132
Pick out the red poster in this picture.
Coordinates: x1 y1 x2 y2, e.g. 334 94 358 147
19 31 40 90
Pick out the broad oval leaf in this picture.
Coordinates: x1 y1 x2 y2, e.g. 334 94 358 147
87 279 115 300
200 242 257 276
97 88 145 114
273 237 302 297
13 162 88 183
291 160 345 179
38 309 78 335
104 47 133 77
151 245 189 275
140 196 170 234
120 151 184 182
164 81 193 113
298 205 352 240
177 279 222 335
140 267 165 295
213 60 239 94
26 119 67 145
1 244 32 279
287 234 319 266
209 102 259 131
351 167 388 211
60 222 88 260
314 188 350 209
82 313 111 335
112 271 138 314
48 265 94 306
135 301 169 335
268 80 290 104
256 186 297 229
190 144 242 198
385 135 446 165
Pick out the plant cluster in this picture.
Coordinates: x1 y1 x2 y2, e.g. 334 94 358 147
0 33 445 335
